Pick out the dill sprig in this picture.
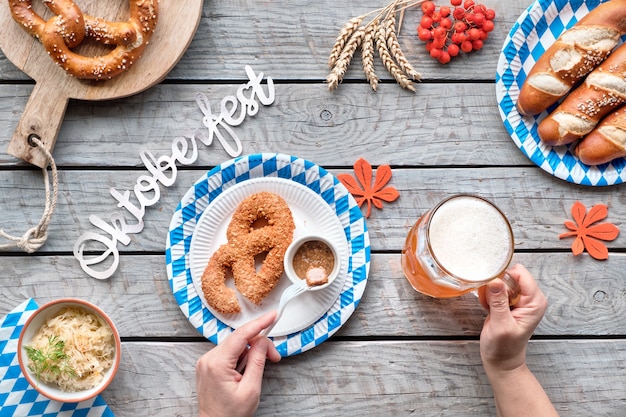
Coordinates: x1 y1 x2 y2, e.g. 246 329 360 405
25 335 77 382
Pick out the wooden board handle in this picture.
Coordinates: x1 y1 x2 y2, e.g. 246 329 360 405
7 82 69 168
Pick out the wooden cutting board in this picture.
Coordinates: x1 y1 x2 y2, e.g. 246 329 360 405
0 0 204 167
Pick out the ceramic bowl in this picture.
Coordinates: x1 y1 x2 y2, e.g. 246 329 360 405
283 234 340 291
17 298 121 403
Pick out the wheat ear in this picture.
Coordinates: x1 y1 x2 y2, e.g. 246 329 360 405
385 12 421 81
361 23 379 91
375 21 415 91
328 16 364 69
327 27 366 91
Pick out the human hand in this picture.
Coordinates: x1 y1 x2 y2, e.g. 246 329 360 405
196 311 282 417
478 264 548 373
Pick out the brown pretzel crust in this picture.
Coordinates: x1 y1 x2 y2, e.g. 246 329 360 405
8 0 158 80
9 0 85 47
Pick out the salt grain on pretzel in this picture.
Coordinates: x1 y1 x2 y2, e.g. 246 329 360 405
8 0 158 80
201 192 295 314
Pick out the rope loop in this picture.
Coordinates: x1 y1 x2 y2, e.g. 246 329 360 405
0 136 58 253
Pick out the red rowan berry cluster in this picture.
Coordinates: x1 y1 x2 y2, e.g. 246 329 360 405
416 0 496 64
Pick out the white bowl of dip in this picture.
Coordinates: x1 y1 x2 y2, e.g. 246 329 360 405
283 234 340 291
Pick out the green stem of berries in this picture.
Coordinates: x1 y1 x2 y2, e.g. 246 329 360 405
416 0 496 64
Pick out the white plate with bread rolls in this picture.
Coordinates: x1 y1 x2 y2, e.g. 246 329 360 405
496 0 626 186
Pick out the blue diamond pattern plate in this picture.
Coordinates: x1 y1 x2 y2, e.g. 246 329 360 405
495 0 626 186
165 153 370 357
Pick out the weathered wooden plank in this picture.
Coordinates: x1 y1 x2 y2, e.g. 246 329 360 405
1 253 624 337
0 82 528 167
0 1 532 82
0 168 622 253
1 2 622 416
0 0 530 82
102 339 626 417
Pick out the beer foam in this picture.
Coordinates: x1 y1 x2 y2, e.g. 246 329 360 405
428 196 512 282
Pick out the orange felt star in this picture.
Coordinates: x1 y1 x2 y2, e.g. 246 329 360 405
338 158 400 218
558 202 619 260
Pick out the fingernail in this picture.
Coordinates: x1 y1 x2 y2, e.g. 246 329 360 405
489 282 503 294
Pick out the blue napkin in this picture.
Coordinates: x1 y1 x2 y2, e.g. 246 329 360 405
0 299 115 417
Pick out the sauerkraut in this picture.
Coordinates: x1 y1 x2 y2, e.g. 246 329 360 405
26 306 115 392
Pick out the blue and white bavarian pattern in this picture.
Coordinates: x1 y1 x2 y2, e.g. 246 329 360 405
0 299 115 417
495 0 626 186
165 153 370 357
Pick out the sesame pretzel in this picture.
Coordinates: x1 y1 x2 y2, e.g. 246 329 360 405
8 0 158 80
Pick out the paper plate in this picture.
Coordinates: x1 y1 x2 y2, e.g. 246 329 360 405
189 177 349 337
165 153 370 356
495 0 626 186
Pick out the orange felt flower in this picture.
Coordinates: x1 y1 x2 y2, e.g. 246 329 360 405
559 202 619 260
338 158 400 218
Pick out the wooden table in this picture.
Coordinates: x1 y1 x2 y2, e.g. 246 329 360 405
1 1 625 415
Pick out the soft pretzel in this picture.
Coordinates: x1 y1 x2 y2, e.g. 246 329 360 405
537 42 626 146
200 192 295 314
8 0 158 80
517 0 626 116
575 106 626 165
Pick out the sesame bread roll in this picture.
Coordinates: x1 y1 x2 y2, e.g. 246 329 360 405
537 42 626 146
575 106 626 165
517 0 626 116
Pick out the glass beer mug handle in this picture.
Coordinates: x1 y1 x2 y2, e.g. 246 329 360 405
501 272 521 306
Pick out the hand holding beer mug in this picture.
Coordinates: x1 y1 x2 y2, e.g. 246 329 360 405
401 194 521 305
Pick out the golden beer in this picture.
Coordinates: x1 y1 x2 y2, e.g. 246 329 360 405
401 195 516 299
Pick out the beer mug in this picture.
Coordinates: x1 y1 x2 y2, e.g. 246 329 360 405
401 194 521 305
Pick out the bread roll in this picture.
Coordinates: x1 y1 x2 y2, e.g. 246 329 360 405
517 0 626 116
575 106 626 165
537 42 626 146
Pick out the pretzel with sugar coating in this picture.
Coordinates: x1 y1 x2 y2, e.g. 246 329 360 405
201 192 295 314
8 0 158 80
